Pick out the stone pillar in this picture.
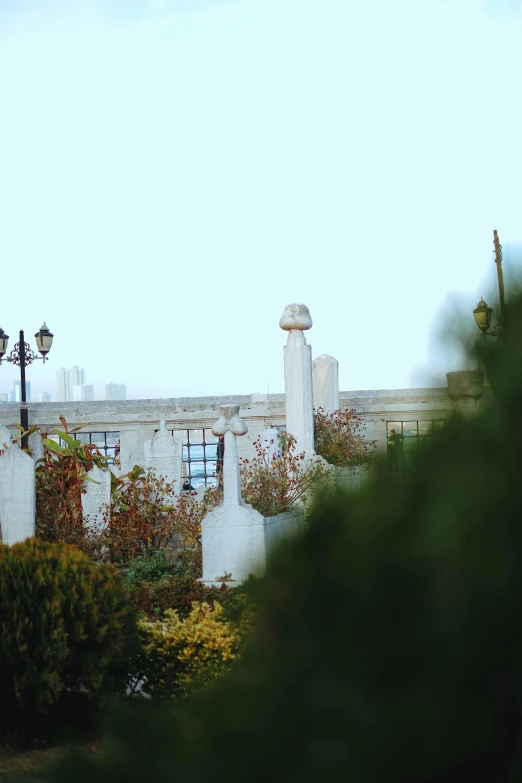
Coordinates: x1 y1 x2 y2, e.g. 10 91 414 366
81 464 111 532
312 354 339 414
0 443 36 545
280 303 314 457
201 404 265 584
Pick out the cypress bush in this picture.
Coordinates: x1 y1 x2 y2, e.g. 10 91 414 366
0 538 138 736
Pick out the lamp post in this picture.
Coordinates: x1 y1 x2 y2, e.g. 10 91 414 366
0 323 54 449
473 230 506 341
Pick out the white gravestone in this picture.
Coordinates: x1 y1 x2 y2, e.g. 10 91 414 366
145 421 183 497
201 405 299 585
0 444 36 545
81 464 111 532
313 354 340 414
28 431 44 465
280 304 315 458
0 426 13 452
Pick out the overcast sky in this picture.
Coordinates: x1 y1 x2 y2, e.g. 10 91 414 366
1 0 521 401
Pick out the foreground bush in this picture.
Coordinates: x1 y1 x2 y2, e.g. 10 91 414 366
0 539 137 736
130 602 239 699
51 294 522 781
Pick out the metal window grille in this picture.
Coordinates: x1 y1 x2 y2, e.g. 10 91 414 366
180 428 220 490
386 420 445 475
63 431 120 462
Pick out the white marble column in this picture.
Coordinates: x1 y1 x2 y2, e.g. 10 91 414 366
280 303 314 457
312 354 339 414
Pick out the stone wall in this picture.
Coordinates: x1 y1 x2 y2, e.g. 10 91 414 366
0 386 494 467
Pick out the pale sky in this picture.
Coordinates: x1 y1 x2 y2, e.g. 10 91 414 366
1 0 521 401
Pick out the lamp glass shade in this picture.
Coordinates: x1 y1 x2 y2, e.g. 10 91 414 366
35 322 54 355
0 328 9 357
473 298 492 333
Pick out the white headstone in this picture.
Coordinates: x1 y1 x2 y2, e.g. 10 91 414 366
147 421 182 496
81 464 111 532
0 426 13 453
202 404 265 583
28 431 44 465
119 428 155 474
260 427 282 462
0 444 36 545
280 303 314 458
312 354 340 414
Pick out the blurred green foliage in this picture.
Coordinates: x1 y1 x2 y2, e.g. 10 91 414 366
50 294 522 781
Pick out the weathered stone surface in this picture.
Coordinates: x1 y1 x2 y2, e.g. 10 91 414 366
0 444 35 545
313 354 339 414
146 421 183 496
279 303 313 331
283 327 314 458
260 427 281 462
28 431 44 464
0 426 13 452
81 464 111 531
446 371 484 402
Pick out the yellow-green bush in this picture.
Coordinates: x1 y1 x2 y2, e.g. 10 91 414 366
131 602 239 698
0 538 138 734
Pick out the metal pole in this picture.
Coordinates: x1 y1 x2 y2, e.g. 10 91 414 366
19 329 29 449
493 230 506 319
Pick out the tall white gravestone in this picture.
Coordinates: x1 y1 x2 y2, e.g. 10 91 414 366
81 464 111 532
313 354 340 414
201 405 300 584
144 421 183 497
201 404 266 584
280 303 315 458
0 444 36 545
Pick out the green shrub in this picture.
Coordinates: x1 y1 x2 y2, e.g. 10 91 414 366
130 602 240 699
127 574 230 619
0 538 138 736
124 547 202 590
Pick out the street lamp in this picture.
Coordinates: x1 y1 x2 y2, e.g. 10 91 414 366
473 230 506 340
0 323 54 448
473 297 494 336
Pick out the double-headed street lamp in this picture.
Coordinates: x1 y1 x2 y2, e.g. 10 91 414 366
0 323 54 449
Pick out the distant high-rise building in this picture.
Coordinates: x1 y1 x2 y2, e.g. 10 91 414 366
69 366 85 388
105 383 126 401
81 384 94 401
39 392 51 402
14 381 30 402
0 393 8 402
70 383 94 401
70 385 82 402
8 392 14 402
56 367 70 402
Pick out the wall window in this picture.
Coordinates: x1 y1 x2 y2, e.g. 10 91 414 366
178 429 220 490
386 420 445 474
65 431 120 461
